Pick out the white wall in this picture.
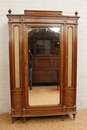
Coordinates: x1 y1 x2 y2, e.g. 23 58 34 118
0 0 87 112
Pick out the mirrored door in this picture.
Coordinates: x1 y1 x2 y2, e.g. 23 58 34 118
28 27 60 106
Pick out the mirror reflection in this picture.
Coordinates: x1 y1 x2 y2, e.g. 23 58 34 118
28 27 60 105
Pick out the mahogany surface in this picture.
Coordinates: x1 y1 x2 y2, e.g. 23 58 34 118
32 55 59 84
6 9 80 122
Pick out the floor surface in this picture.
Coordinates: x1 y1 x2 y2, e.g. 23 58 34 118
0 109 87 130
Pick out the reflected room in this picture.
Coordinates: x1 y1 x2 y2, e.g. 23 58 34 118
28 27 60 106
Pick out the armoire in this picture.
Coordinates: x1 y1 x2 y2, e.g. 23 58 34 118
6 9 79 123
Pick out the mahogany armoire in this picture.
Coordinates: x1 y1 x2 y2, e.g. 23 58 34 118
6 9 79 123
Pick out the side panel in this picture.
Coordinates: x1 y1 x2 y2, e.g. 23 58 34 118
64 25 77 108
9 24 27 116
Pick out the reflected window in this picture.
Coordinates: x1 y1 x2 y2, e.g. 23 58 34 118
36 40 51 54
28 27 60 55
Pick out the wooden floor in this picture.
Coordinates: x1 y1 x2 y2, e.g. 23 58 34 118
29 86 60 105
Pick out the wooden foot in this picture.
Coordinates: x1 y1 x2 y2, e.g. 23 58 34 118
73 114 76 120
11 117 15 124
23 117 26 123
62 115 65 121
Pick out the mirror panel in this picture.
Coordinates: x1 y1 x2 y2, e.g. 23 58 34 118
28 27 60 105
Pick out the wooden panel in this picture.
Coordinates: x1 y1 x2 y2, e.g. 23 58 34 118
32 56 59 83
38 59 50 66
14 26 20 88
68 27 73 86
24 10 62 16
32 70 58 83
65 89 75 107
11 91 22 109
